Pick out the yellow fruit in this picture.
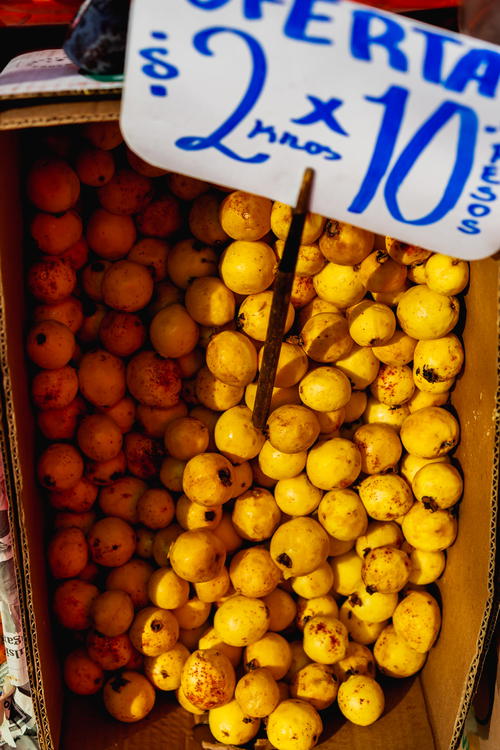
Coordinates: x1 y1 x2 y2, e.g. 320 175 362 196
185 276 235 327
194 567 231 603
402 503 457 551
270 517 329 578
393 590 441 653
267 404 320 454
230 546 281 598
164 417 209 462
212 512 243 553
214 595 270 646
259 340 309 388
313 262 366 308
235 668 280 718
314 406 346 434
371 329 417 366
425 254 469 295
328 536 355 557
258 440 307 480
220 240 276 294
285 642 312 682
275 240 326 276
176 686 205 715
267 699 323 750
363 397 410 432
405 545 446 585
333 642 375 683
347 300 396 347
400 406 459 458
148 567 189 609
245 382 301 412
353 423 402 474
291 561 334 599
355 520 404 558
370 364 415 406
344 391 368 423
271 202 325 243
385 237 432 265
337 675 384 726
214 405 265 463
361 546 412 593
296 595 339 631
300 312 353 363
330 550 363 596
220 191 272 241
189 191 229 245
299 367 351 412
319 220 374 265
306 438 361 490
159 457 185 493
303 615 348 664
335 345 380 390
359 251 407 293
149 304 199 359
412 461 463 510
174 596 211 630
129 606 179 656
90 590 134 636
231 461 253 498
407 261 428 284
318 489 367 541
152 524 183 568
339 600 387 645
181 648 235 709
347 586 398 623
198 627 242 668
144 642 190 691
291 662 338 710
358 473 413 521
298 297 340 327
232 488 281 541
182 452 235 506
244 632 292 680
263 588 297 632
206 330 258 387
396 284 459 339
169 529 226 582
209 700 261 745
274 473 322 516
238 290 294 341
103 671 155 723
413 334 464 383
196 366 244 411
374 624 426 677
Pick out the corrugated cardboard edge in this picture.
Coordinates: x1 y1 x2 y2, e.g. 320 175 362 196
448 262 500 750
0 99 121 130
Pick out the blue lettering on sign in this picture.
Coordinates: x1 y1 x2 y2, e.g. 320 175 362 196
413 28 462 86
291 94 348 135
244 0 285 20
247 118 341 159
444 49 500 98
284 0 338 45
176 26 269 163
458 142 500 234
351 11 407 72
139 31 179 97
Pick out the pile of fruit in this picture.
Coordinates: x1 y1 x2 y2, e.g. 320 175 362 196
24 121 468 749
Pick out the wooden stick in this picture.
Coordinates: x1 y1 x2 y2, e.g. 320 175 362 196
252 168 315 430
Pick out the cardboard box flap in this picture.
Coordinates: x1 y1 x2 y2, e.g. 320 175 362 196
0 99 120 131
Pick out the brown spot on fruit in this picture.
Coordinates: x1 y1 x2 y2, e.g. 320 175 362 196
277 552 292 568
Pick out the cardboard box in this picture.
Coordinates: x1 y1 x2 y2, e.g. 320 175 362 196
0 99 497 750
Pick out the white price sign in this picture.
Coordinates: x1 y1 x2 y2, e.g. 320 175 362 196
122 0 500 259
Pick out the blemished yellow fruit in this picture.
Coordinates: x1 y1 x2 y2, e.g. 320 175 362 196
405 544 446 585
359 250 407 293
393 590 441 653
385 237 432 265
176 685 205 715
330 550 363 596
363 397 409 432
374 624 427 677
235 668 280 718
181 648 236 709
272 202 325 244
347 300 396 347
270 517 329 578
291 662 339 710
313 262 366 308
339 600 388 645
90 590 134 636
370 363 415 406
267 405 320 454
413 334 464 384
399 453 449 484
275 240 326 276
229 546 281 598
244 632 292 680
185 276 235 327
219 240 276 294
298 297 340 327
194 566 230 603
318 489 368 541
230 461 253 498
319 220 374 265
355 520 404 558
413 368 455 395
159 457 186 493
335 345 380 390
407 388 449 413
129 606 179 657
169 529 226 583
300 312 353 364
212 511 243 553
333 641 375 683
198 627 242 668
400 406 459 458
344 391 368 423
214 594 270 646
371 284 409 307
361 546 412 593
347 586 398 623
353 423 402 474
358 473 413 521
338 675 385 726
258 440 307 480
209 699 261 745
220 190 272 241
175 494 222 531
425 253 469 295
214 405 265 463
371 329 417 366
291 561 334 599
182 452 235 506
151 524 183 568
267 699 323 750
164 417 209 461
274 473 322 517
263 588 297 632
173 596 211 630
103 671 155 723
303 615 348 664
285 642 312 682
144 642 190 691
245 382 301 412
396 284 459 339
407 260 428 284
259 340 308 388
328 536 355 557
306 437 361 491
238 290 295 341
147 566 189 610
412 461 463 510
296 595 339 631
206 330 258 387
402 503 457 551
299 367 352 412
166 239 217 289
314 406 346 434
196 366 244 411
232 488 281 541
149 304 199 359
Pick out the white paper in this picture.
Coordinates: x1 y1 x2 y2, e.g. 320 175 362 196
0 49 122 99
121 0 500 260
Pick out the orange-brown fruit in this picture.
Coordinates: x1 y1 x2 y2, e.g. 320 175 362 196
168 173 209 200
75 147 115 186
77 303 106 344
189 191 229 245
98 169 153 215
137 488 176 529
49 476 98 512
290 275 316 308
124 432 164 479
53 579 99 630
82 260 112 301
32 365 79 410
27 319 75 369
77 414 123 462
105 559 154 609
85 451 127 486
102 260 154 312
60 236 89 270
53 510 96 534
164 417 210 461
48 527 88 578
135 194 182 237
82 121 123 150
128 238 169 281
98 476 146 524
126 350 182 408
28 257 76 304
38 396 86 441
166 238 218 289
88 517 136 567
33 296 83 334
78 562 100 583
42 127 73 157
98 396 136 434
86 208 137 260
99 311 146 357
27 157 80 212
125 147 167 177
64 649 104 695
78 349 126 408
149 280 183 315
37 443 83 490
136 401 188 438
150 304 199 359
31 209 82 255
87 631 134 671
